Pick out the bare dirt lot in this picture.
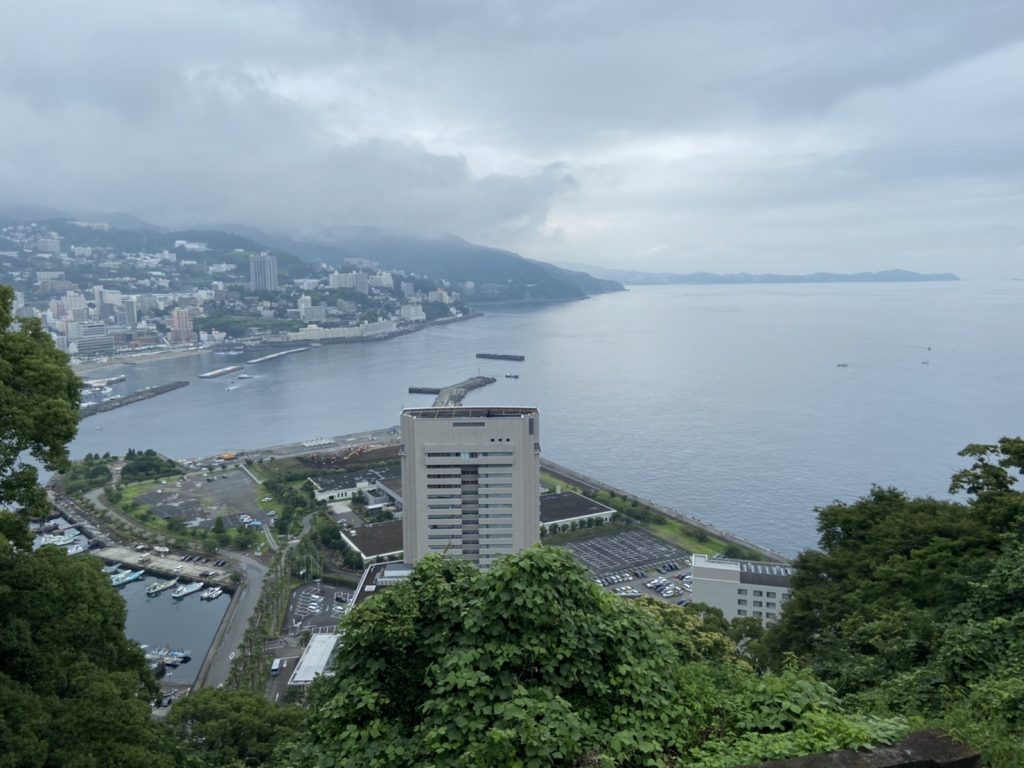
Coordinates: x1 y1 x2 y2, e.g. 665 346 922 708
136 469 267 531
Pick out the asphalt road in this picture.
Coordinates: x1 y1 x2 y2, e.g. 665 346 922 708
198 552 268 689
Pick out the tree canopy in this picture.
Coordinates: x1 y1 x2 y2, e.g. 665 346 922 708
764 437 1024 764
0 284 80 532
290 546 905 768
0 547 176 768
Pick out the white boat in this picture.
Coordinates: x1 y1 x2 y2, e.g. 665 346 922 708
172 581 204 599
111 569 145 587
65 544 87 556
42 529 80 547
147 577 178 596
102 563 122 574
237 374 253 379
144 648 192 666
200 586 223 601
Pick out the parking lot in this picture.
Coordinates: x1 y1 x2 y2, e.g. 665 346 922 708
558 529 687 575
284 583 353 635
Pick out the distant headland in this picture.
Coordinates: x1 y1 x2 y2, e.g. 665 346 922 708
564 266 960 286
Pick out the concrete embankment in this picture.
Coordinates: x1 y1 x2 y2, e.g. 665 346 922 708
80 381 189 418
540 457 791 563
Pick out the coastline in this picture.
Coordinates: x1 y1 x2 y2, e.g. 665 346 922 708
71 311 484 376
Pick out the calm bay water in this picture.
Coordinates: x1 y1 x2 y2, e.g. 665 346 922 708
120 579 229 686
73 281 1024 556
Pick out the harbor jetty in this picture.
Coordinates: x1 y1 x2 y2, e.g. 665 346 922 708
425 376 497 407
198 365 244 379
408 376 497 406
476 352 525 361
246 347 310 364
80 381 190 419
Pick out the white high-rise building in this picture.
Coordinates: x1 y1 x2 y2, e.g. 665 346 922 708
401 407 540 569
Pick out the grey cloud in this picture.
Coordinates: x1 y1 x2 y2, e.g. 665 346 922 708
0 0 1022 276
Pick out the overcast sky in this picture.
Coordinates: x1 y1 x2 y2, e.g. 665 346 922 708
1 1 1022 277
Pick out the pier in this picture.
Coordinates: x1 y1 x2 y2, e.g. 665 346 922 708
198 365 244 379
80 381 190 418
433 376 496 407
409 376 497 406
408 386 442 395
91 545 238 589
246 347 310 364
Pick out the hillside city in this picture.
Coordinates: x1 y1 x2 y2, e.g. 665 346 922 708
1 219 472 357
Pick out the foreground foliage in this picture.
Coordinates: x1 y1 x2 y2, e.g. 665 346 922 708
765 438 1024 765
0 285 80 530
292 547 904 768
0 547 176 768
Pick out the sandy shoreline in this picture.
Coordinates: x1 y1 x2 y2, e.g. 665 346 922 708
72 347 208 375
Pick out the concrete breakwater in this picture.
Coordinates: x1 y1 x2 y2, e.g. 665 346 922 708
407 376 497 406
80 381 190 419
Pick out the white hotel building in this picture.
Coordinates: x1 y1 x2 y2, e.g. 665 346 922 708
400 407 540 569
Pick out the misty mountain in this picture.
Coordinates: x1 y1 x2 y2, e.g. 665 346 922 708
562 264 960 285
215 224 625 302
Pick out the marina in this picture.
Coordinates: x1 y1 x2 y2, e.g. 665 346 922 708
120 578 229 686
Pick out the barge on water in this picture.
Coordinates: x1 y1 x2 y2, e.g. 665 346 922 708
476 352 525 361
198 366 244 379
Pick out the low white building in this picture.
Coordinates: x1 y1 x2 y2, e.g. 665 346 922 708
690 554 793 625
287 633 339 687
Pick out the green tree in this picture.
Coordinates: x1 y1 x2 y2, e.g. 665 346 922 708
289 546 904 768
0 285 80 532
163 689 304 767
0 547 176 768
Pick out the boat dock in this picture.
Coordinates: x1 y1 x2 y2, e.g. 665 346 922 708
91 545 237 589
246 347 310 364
198 365 244 379
407 376 497 407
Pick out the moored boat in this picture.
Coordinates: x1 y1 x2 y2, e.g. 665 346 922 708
171 581 204 599
111 569 145 587
147 577 178 596
200 586 223 601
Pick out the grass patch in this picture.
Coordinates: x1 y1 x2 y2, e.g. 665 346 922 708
245 457 308 483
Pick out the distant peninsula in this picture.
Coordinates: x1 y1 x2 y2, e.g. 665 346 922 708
565 266 960 286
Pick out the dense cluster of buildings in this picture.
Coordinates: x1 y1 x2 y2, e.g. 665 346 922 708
0 221 468 357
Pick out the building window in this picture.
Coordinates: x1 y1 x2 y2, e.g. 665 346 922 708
737 588 747 595
767 591 776 598
737 599 747 606
753 590 763 597
737 609 747 616
766 602 776 609
766 612 776 620
753 611 763 618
